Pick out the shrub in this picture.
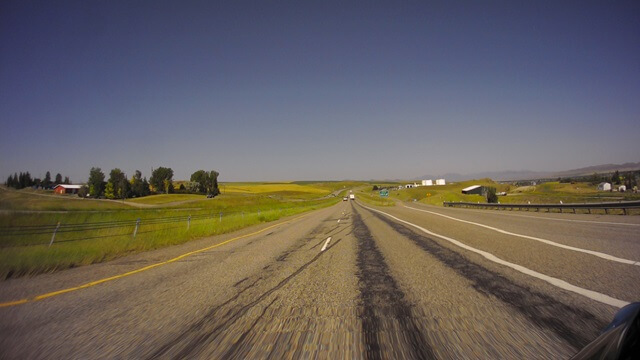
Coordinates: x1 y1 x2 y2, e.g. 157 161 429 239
486 187 498 203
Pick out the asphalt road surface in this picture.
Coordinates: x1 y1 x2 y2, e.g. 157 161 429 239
1 200 639 359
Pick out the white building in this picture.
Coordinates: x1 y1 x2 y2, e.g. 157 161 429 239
421 179 433 186
618 185 627 192
435 179 446 186
597 182 611 191
405 183 417 189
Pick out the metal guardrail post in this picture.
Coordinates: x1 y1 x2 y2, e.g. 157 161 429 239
48 222 61 248
187 215 191 230
219 212 222 222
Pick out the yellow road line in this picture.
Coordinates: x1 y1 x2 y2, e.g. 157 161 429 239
0 214 307 308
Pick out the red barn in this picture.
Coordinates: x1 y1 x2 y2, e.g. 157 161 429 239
53 184 82 195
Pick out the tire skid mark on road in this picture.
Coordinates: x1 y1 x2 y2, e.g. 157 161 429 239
274 220 333 262
148 275 264 358
403 204 640 266
308 221 352 250
148 214 344 359
219 296 279 359
149 239 343 359
362 204 629 308
366 207 606 350
352 205 435 360
233 277 249 288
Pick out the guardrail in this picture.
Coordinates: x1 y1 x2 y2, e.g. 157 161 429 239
443 200 640 215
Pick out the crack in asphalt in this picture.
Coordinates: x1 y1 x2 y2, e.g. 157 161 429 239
352 205 435 360
233 277 249 287
365 206 606 350
148 212 343 359
219 297 279 359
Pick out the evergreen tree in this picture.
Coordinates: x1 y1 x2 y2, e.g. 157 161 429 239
611 170 621 185
18 172 33 189
209 170 220 196
142 177 151 196
55 173 63 185
130 170 148 197
43 171 52 188
486 187 498 203
63 176 70 184
108 168 129 199
88 167 106 197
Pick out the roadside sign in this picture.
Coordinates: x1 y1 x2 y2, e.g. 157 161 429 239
379 190 389 197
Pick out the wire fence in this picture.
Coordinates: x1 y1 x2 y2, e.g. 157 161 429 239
0 208 274 248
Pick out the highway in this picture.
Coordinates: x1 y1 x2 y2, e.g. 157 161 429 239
1 200 639 359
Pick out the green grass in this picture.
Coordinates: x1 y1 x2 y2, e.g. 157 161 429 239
126 193 205 205
354 190 396 207
0 187 133 211
222 183 329 195
0 183 346 279
383 180 640 207
388 179 505 206
501 182 640 204
0 197 338 279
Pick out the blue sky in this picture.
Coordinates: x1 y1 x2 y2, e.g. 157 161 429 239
1 1 639 182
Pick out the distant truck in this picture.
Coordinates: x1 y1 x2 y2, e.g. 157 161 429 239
349 194 355 200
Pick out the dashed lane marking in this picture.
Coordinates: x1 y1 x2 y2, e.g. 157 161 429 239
321 237 332 252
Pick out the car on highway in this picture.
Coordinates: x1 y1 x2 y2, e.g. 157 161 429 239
349 194 355 200
342 197 348 201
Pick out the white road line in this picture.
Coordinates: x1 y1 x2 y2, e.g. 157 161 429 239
438 206 640 227
360 204 629 308
321 237 332 252
403 205 640 266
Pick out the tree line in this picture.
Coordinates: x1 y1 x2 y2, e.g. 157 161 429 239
562 170 639 188
5 171 70 190
4 167 221 199
84 167 220 199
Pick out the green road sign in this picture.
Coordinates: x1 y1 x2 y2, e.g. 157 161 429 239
379 190 389 197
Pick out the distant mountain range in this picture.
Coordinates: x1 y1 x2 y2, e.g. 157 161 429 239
416 162 640 182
